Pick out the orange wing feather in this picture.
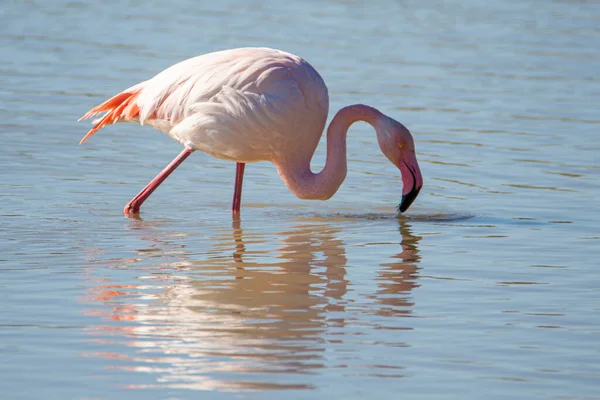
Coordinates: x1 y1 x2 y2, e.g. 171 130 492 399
78 90 142 145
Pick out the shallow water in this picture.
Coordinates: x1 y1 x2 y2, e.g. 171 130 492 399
1 0 600 399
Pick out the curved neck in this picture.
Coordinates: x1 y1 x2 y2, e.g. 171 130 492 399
276 104 383 200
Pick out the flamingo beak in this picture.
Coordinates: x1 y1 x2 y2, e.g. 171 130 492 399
399 181 422 213
398 154 423 213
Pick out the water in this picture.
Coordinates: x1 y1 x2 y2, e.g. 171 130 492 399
1 0 599 398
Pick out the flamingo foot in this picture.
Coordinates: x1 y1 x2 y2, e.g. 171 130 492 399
123 202 141 216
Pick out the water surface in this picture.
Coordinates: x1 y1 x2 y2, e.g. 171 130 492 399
1 0 600 399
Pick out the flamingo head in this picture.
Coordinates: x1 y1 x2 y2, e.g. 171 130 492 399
376 116 424 213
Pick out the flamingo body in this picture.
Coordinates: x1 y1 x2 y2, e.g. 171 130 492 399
82 48 328 164
79 47 423 215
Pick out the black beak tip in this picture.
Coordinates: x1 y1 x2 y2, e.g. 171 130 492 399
398 186 422 213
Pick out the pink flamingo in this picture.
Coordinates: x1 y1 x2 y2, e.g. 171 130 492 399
79 47 423 216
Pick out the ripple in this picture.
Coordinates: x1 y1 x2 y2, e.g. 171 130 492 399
502 184 577 192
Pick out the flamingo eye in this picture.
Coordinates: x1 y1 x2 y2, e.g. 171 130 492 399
398 143 416 152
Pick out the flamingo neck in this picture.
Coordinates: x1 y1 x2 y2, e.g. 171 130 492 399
276 104 383 200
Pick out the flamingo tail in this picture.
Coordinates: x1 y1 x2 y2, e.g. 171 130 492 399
78 88 142 145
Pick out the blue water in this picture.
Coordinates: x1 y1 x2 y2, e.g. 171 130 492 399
1 0 599 399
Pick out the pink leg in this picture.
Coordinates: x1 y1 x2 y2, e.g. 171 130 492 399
232 162 245 214
124 148 194 216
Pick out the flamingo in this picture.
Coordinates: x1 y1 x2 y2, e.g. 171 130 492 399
79 47 423 216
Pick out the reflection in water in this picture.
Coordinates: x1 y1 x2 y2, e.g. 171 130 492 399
375 221 422 316
82 217 421 391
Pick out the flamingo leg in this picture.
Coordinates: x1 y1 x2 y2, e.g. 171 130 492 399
124 148 194 216
232 162 245 214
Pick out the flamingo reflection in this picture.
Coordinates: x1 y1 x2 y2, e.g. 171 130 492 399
82 216 421 391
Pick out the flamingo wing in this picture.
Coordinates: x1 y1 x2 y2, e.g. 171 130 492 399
80 48 329 161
